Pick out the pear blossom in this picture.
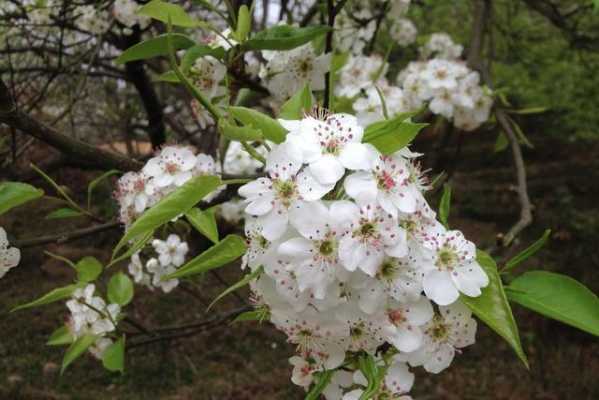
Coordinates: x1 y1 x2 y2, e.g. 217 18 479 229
146 258 179 293
342 358 415 400
142 146 197 188
189 56 226 99
152 234 189 267
0 227 20 279
390 18 417 47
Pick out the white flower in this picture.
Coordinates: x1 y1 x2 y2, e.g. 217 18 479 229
66 284 120 337
113 0 150 29
280 113 372 186
322 370 353 400
128 252 151 287
420 32 463 60
261 44 331 101
420 229 489 305
381 296 433 352
152 234 189 267
338 203 408 276
223 141 266 175
89 337 113 360
189 56 226 99
238 143 332 240
401 301 476 373
146 258 179 293
143 146 197 188
0 227 20 279
343 357 414 400
389 18 417 47
336 55 386 98
219 199 246 224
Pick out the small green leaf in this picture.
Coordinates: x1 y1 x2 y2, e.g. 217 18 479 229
208 265 263 310
108 230 154 268
229 106 287 143
139 0 200 27
235 5 251 42
11 284 81 312
113 175 221 257
494 132 509 153
186 207 219 244
45 208 83 220
75 256 103 283
232 308 269 323
155 70 180 83
166 234 247 280
107 272 134 306
87 169 120 209
363 113 427 155
61 334 98 374
461 250 528 368
509 106 549 115
507 271 599 337
0 181 44 216
181 45 226 71
244 24 330 50
102 336 125 373
116 33 195 64
438 184 451 228
47 326 74 346
218 118 263 142
305 370 334 400
278 84 313 120
503 229 551 272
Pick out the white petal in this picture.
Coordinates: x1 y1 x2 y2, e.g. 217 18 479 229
423 270 459 306
309 155 345 185
344 172 377 203
388 326 423 353
278 237 313 259
338 142 373 171
259 209 288 240
245 193 275 216
296 171 335 201
289 201 329 239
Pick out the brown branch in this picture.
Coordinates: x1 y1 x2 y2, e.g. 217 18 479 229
12 221 121 249
0 78 143 171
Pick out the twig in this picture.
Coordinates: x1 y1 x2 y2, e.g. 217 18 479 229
12 221 121 248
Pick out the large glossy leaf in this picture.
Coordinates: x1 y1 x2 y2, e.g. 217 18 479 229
507 271 599 336
362 113 426 155
75 256 103 283
139 0 200 27
107 272 134 306
229 106 287 143
166 234 247 280
61 334 98 374
116 34 195 64
11 284 82 312
181 44 225 71
102 336 125 373
113 175 221 256
244 24 330 50
278 84 313 120
0 182 44 216
461 250 528 368
185 207 219 244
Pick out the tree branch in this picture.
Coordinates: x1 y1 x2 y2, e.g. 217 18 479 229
12 221 121 248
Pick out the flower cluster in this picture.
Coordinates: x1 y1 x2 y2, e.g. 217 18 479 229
0 227 20 279
420 32 463 61
189 55 227 128
66 284 121 359
398 58 493 131
113 0 150 31
128 234 189 293
114 146 221 227
237 111 488 398
73 5 110 35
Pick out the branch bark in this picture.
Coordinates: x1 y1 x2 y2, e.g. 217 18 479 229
12 221 121 248
0 78 143 171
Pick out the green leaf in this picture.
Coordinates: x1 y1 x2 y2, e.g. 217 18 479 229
438 183 451 228
363 113 427 155
185 207 219 244
113 175 221 257
115 33 195 64
229 106 287 143
358 354 383 400
61 334 98 374
181 45 226 71
503 229 551 272
155 70 180 83
235 5 251 42
507 271 599 337
244 24 330 50
107 230 154 268
207 265 262 310
139 0 200 27
218 118 263 142
102 336 125 373
461 250 528 368
494 132 509 153
166 234 247 280
509 106 549 115
75 256 103 283
107 272 134 306
0 181 44 216
278 84 313 120
11 284 81 312
305 370 334 400
87 169 120 209
45 208 83 220
47 326 74 346
232 308 269 323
